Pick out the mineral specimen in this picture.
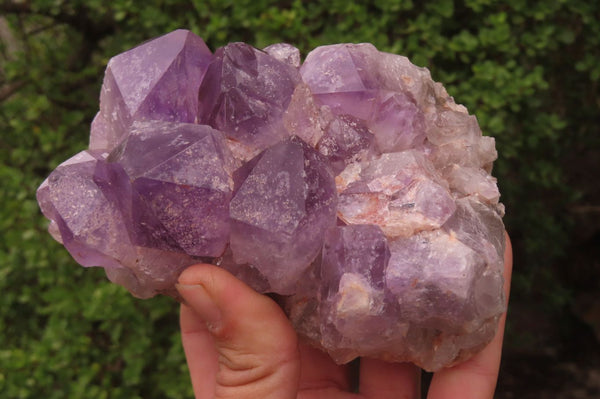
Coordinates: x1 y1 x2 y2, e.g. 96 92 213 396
37 29 507 371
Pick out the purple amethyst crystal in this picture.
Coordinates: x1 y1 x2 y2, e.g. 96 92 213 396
37 30 506 371
229 137 337 294
37 150 198 298
317 114 377 174
317 225 393 355
197 42 301 154
90 29 213 152
110 121 236 257
263 43 301 68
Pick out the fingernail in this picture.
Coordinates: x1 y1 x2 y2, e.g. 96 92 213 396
176 283 222 331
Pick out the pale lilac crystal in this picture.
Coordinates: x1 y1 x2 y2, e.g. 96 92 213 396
37 150 197 298
319 226 391 348
300 43 378 94
90 29 212 151
443 197 506 267
283 83 329 147
370 92 426 152
317 114 377 174
37 32 507 371
386 231 485 328
445 165 501 204
321 225 389 293
263 43 301 68
300 44 428 152
300 44 378 120
383 230 504 369
197 42 301 152
229 137 337 294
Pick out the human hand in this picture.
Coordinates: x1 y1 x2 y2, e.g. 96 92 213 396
176 233 513 399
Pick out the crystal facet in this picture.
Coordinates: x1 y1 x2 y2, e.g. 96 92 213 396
229 137 337 294
90 29 212 151
197 42 301 153
37 31 506 371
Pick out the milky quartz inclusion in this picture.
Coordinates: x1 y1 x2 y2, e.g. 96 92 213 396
36 30 506 371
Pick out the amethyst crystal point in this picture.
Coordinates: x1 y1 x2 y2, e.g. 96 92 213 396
300 44 379 121
111 121 235 257
229 137 337 294
197 42 301 153
263 43 301 68
90 29 212 151
300 43 378 95
38 32 507 370
37 150 126 269
386 231 484 326
385 230 504 370
443 197 506 266
36 150 197 298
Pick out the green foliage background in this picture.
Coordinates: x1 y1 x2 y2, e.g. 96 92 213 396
1 0 598 397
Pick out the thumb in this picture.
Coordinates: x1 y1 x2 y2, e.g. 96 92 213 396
176 264 300 399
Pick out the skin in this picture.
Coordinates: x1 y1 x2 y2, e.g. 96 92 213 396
177 232 513 399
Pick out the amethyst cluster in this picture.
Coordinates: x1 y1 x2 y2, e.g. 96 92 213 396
37 30 506 371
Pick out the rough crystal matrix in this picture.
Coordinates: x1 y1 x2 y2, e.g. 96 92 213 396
37 29 507 371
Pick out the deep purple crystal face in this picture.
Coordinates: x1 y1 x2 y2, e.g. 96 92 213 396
110 121 236 257
37 30 506 371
